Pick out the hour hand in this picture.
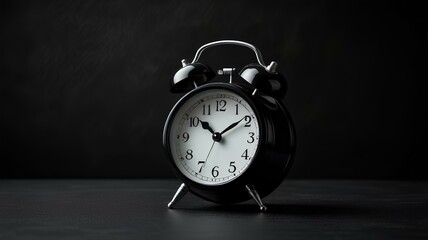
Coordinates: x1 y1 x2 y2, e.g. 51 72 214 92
199 120 215 134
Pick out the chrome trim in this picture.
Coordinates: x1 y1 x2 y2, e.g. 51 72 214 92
245 184 267 212
191 40 267 67
168 183 189 209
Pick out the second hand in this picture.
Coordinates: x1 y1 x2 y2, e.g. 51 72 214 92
200 140 215 173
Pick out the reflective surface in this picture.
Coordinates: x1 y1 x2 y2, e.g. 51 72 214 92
1 180 427 240
240 64 287 99
171 63 215 93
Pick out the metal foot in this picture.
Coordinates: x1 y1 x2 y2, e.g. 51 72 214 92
245 184 267 212
168 183 189 209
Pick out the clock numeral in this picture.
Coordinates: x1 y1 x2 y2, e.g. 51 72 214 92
228 162 236 173
247 132 255 143
235 104 239 115
202 104 211 115
182 132 189 142
216 100 226 112
189 117 200 127
198 161 205 173
244 116 252 127
211 166 219 177
241 149 249 160
185 149 193 160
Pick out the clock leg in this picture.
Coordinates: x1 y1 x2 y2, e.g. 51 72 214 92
168 183 189 209
245 185 267 212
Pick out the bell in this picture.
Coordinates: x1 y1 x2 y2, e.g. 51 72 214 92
170 61 215 93
240 63 287 99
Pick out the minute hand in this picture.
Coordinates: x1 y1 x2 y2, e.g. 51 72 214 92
220 115 249 135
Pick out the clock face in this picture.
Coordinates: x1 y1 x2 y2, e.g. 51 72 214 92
168 88 260 186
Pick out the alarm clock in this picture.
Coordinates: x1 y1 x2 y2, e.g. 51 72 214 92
163 40 295 211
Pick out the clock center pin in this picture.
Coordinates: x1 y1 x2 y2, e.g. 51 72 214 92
212 132 222 142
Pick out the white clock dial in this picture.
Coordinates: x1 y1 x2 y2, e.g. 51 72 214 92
169 88 260 185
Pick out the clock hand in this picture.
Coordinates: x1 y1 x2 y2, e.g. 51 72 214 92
199 120 215 134
199 119 222 142
220 115 250 135
200 140 215 173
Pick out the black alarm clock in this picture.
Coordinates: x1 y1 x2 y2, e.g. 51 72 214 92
163 40 295 211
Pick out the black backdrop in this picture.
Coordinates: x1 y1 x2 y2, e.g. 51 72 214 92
1 1 427 179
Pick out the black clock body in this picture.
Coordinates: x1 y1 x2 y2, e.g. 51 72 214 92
163 81 295 204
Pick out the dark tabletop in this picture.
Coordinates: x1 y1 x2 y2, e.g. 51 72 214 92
0 180 427 240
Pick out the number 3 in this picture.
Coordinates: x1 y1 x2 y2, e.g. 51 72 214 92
247 132 255 143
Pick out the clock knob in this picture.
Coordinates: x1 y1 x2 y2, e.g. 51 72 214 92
239 63 287 99
170 60 215 93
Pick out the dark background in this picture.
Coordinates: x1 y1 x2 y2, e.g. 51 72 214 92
1 1 427 179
